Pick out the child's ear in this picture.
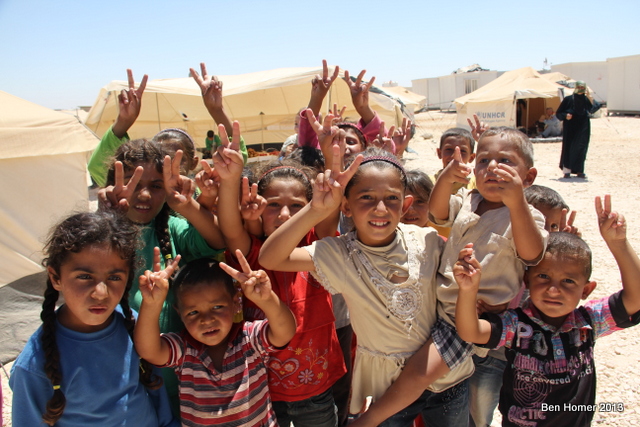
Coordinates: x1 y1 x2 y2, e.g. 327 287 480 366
47 266 62 291
581 281 597 299
402 194 414 215
468 153 476 163
341 197 352 218
436 148 443 159
524 167 538 188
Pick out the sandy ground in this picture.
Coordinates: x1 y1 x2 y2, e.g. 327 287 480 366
2 110 639 426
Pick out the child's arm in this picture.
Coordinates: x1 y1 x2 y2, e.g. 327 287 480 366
259 146 362 271
495 164 545 262
428 147 471 221
221 250 296 347
215 122 254 256
596 195 640 315
454 244 492 344
308 59 339 117
191 63 248 163
134 249 181 366
163 151 225 250
88 69 148 187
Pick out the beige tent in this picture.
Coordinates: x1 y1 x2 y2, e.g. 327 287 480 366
455 67 564 129
85 67 418 146
0 91 99 287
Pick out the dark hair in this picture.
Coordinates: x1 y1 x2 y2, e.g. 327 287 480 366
106 139 174 265
542 232 592 279
153 128 197 172
39 211 160 425
479 126 534 168
524 185 569 211
173 258 237 303
206 130 214 138
337 122 367 148
345 147 407 197
288 146 325 173
440 128 475 152
405 170 434 202
256 159 316 202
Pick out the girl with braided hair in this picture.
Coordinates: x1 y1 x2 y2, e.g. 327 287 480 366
102 138 225 414
9 210 178 426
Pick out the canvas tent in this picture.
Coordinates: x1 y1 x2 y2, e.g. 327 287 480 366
84 66 419 147
455 67 564 130
0 91 99 287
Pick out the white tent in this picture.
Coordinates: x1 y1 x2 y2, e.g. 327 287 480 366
0 91 99 287
455 67 564 130
84 66 419 146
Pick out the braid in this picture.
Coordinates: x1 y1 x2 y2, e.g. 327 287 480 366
154 204 174 263
119 289 162 390
40 281 66 425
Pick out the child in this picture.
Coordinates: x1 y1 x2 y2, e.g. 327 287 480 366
455 195 640 426
102 139 225 412
428 127 476 237
9 211 176 426
134 251 296 426
260 147 472 426
214 122 347 426
401 169 434 228
469 184 578 427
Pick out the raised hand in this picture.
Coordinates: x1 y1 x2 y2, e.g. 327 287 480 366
392 118 412 157
195 160 220 201
467 114 488 142
344 69 375 114
328 103 347 123
113 69 148 138
441 146 472 185
212 121 244 180
453 243 481 291
190 62 224 112
138 247 181 306
100 161 144 211
559 208 581 237
370 121 395 154
240 177 267 221
163 150 196 209
220 249 273 304
596 195 626 243
311 144 363 212
491 163 526 208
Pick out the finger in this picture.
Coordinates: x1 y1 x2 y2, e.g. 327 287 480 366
365 75 376 90
164 255 182 277
355 69 365 87
330 64 339 83
379 121 386 139
137 74 148 95
339 105 346 118
560 208 568 229
594 196 603 218
219 261 242 280
340 154 364 183
322 59 328 80
467 117 473 129
218 123 230 148
343 69 351 85
127 69 135 90
114 161 125 188
453 146 463 163
235 249 254 275
120 89 130 105
163 155 173 183
153 247 162 272
567 210 577 227
230 121 241 152
126 166 144 193
474 114 481 128
604 194 611 214
200 159 213 175
200 62 208 78
250 183 258 201
189 67 203 86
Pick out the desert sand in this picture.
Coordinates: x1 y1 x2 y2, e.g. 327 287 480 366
2 110 639 426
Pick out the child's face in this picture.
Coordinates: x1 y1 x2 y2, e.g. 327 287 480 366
437 136 475 167
536 205 563 232
124 162 166 225
345 129 365 156
261 178 309 237
48 244 128 333
176 282 238 348
401 191 429 228
525 251 596 328
342 166 413 247
474 135 536 204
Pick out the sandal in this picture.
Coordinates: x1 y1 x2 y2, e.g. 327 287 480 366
577 173 587 179
563 173 571 179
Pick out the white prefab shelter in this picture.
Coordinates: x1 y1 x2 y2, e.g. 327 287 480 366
412 70 499 110
0 91 99 287
85 67 418 146
551 61 608 103
607 54 640 115
454 67 564 130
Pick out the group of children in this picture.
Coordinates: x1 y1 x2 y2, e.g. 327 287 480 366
7 61 640 427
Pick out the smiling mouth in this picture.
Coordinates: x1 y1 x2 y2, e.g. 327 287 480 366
134 205 151 211
203 328 219 336
369 220 390 227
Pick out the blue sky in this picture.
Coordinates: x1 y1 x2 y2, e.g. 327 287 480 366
1 0 637 110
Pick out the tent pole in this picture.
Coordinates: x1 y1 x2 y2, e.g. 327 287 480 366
260 112 265 150
156 93 162 133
